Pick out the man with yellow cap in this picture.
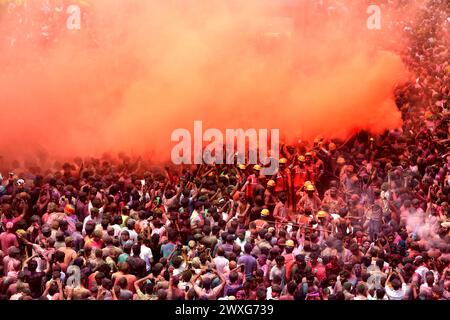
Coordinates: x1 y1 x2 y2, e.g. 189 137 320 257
274 158 290 191
274 157 292 208
235 163 247 185
254 208 271 231
241 164 261 200
313 210 333 237
264 179 277 213
292 155 308 204
296 183 322 215
283 239 297 280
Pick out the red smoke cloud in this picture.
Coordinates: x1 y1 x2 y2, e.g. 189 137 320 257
0 0 410 166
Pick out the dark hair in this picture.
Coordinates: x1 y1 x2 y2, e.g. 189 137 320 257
54 251 65 263
287 281 297 295
356 283 366 295
118 277 128 289
256 287 266 300
376 288 386 299
391 279 401 290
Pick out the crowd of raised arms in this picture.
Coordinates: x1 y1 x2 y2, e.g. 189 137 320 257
0 0 449 300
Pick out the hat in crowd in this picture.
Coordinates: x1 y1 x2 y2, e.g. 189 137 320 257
286 240 295 247
267 180 276 187
328 143 336 151
16 179 25 186
306 184 315 191
279 158 288 164
261 209 270 217
337 157 346 164
188 240 196 248
64 204 75 215
16 229 27 237
6 222 14 230
253 165 261 171
298 155 306 162
238 164 246 170
317 211 327 218
267 227 275 233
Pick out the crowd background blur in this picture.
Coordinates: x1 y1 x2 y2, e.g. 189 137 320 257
0 0 449 300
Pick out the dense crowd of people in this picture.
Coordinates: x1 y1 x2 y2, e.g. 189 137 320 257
0 0 449 300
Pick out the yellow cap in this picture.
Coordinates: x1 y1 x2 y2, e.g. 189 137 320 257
253 164 261 171
337 157 346 164
305 152 312 157
238 164 246 170
298 155 306 162
268 227 275 233
317 210 327 218
261 209 270 217
306 184 315 191
15 229 27 237
267 180 276 187
279 158 288 164
286 240 295 247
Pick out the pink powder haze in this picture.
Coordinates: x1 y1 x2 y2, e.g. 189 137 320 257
0 0 414 164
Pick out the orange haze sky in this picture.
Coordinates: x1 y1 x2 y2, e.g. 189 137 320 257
0 0 412 164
